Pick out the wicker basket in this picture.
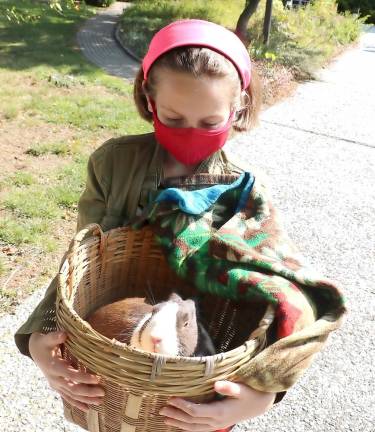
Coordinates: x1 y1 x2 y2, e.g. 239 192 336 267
56 223 275 432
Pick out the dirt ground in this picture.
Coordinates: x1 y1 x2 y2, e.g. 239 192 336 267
0 116 112 316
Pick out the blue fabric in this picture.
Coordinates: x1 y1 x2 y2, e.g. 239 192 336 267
155 172 255 215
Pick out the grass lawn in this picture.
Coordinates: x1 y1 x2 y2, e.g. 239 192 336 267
0 0 151 315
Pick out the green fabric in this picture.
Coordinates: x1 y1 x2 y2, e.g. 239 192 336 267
132 172 345 342
130 171 347 394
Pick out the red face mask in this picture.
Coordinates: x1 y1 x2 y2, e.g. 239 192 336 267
151 101 234 166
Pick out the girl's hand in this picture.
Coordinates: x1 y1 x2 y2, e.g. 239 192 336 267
29 331 105 412
159 381 276 432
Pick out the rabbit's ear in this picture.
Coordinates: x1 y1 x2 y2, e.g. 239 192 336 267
189 295 205 319
168 292 183 303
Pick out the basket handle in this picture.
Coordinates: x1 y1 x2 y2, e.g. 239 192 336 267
70 223 106 256
67 223 106 297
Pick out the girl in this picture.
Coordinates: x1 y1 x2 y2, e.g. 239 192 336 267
15 19 280 431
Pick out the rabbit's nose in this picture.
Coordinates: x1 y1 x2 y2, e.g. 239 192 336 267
151 336 162 345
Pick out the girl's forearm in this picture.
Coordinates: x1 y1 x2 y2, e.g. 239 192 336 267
249 389 277 417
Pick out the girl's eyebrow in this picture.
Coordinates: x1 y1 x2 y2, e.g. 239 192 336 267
160 105 223 120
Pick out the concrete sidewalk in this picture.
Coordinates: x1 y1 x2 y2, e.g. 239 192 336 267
2 4 373 431
226 26 375 432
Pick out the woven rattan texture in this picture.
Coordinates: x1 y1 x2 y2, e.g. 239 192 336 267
56 224 270 431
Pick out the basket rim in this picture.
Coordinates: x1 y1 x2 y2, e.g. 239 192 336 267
57 281 261 363
56 224 272 365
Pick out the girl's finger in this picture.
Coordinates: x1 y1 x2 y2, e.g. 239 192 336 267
160 406 214 426
166 398 221 420
56 382 104 406
54 377 104 400
52 357 101 385
163 416 215 432
58 390 89 413
63 379 105 399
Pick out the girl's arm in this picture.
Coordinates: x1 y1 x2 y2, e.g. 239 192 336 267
14 152 108 358
15 134 159 412
14 150 111 412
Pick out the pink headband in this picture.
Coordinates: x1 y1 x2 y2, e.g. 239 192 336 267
142 19 251 90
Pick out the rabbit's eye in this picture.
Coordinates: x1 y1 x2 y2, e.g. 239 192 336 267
184 321 189 327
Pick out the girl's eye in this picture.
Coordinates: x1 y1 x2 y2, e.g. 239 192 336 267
165 118 220 128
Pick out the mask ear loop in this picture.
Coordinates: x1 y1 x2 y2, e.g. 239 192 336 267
234 91 251 122
142 78 156 119
149 99 160 124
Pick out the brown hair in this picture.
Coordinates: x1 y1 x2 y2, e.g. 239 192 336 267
133 46 262 132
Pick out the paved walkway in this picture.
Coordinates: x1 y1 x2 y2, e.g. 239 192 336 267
76 1 139 80
2 5 374 431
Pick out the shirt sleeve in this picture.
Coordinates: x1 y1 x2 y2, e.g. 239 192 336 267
76 151 108 232
274 391 286 404
14 151 109 359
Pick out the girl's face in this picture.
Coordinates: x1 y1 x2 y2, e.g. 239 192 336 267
145 68 237 130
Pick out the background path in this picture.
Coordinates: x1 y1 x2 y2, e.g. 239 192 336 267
76 1 138 79
1 3 374 431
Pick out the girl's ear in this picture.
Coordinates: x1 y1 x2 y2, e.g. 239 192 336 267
142 80 153 113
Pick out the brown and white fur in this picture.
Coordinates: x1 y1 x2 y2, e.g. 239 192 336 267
86 292 215 357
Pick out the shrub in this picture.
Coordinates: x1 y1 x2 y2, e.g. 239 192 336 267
119 0 365 79
337 0 375 23
247 0 365 78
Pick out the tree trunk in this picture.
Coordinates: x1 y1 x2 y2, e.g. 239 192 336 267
263 0 273 46
235 0 262 46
